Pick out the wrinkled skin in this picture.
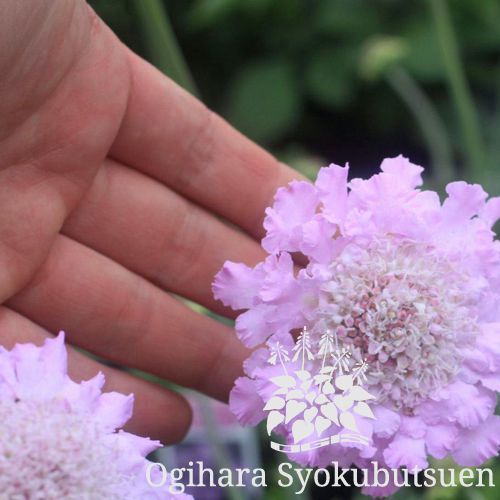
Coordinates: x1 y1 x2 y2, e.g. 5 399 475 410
0 0 300 443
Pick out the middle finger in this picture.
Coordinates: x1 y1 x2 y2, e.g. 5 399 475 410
63 158 266 317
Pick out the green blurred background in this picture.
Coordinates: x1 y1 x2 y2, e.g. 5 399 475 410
89 1 499 498
91 0 500 192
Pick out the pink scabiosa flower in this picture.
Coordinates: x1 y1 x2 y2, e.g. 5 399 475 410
0 333 192 500
214 156 500 496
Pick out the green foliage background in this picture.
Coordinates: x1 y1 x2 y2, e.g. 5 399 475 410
89 1 499 498
92 0 500 190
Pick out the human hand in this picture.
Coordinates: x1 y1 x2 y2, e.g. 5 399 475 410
0 0 299 443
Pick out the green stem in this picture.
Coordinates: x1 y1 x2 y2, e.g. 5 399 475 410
485 65 500 173
428 0 483 179
386 66 454 187
131 0 198 96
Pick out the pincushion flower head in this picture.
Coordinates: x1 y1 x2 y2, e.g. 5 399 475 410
214 156 500 495
0 333 192 500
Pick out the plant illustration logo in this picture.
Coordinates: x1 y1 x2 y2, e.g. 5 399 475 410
265 327 377 453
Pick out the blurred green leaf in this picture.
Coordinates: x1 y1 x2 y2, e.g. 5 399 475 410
186 0 240 29
482 460 500 499
186 0 277 30
453 0 500 51
314 0 381 38
305 47 358 109
225 59 301 143
403 23 447 83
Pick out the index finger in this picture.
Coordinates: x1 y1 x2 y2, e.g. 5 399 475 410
111 49 303 239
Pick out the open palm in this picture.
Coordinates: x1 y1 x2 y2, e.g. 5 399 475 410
0 0 299 443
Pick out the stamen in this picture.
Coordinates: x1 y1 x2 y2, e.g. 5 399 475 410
314 239 478 410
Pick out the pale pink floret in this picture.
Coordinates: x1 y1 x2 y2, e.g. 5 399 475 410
0 333 192 500
214 155 500 497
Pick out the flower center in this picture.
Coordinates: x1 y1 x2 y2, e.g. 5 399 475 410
315 239 477 412
0 398 132 499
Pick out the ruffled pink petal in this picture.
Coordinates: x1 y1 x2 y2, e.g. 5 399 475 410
346 157 431 238
63 372 105 413
315 163 349 224
10 333 67 400
260 253 295 302
337 414 374 451
418 396 446 425
229 377 266 426
475 322 500 371
0 347 16 390
343 208 376 238
104 431 161 473
380 155 424 189
120 431 162 458
372 406 401 438
40 332 68 375
452 415 500 466
349 156 422 209
419 381 495 428
262 181 318 254
300 217 339 263
359 445 377 459
94 392 134 432
243 348 269 377
399 416 426 439
304 443 358 468
235 304 275 348
425 424 459 459
408 190 442 216
447 381 495 428
478 371 500 392
442 181 488 223
462 345 490 375
462 322 500 390
481 196 500 227
383 434 428 470
212 261 263 310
